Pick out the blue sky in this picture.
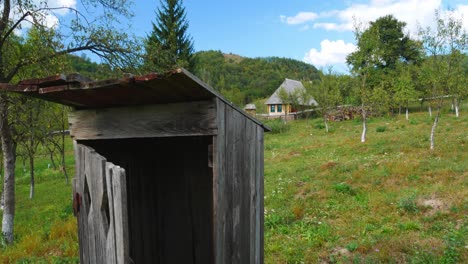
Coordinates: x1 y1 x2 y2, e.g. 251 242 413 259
31 0 468 72
135 0 468 72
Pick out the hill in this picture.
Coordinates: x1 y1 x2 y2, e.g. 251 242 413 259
192 50 320 105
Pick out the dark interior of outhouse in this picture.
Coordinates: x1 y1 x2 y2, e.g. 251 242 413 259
82 136 214 264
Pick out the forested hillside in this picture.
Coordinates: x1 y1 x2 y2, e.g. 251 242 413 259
192 50 320 105
65 54 119 80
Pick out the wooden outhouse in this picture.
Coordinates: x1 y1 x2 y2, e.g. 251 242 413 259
2 69 269 264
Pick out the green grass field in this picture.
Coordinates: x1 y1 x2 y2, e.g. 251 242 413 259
263 110 467 263
0 108 466 263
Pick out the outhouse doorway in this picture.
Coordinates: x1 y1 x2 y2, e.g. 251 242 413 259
83 136 214 263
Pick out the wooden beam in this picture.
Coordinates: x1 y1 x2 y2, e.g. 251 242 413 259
69 100 217 140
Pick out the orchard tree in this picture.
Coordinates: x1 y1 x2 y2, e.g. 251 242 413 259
0 0 138 244
307 68 342 133
144 0 194 72
393 63 419 120
347 15 421 142
418 10 467 150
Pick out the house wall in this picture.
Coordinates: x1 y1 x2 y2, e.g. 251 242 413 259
267 104 292 116
214 98 264 264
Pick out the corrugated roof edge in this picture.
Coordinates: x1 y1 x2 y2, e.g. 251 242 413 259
178 68 271 132
0 68 271 132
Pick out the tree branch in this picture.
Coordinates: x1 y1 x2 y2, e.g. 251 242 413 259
4 44 118 82
0 12 32 47
0 0 11 36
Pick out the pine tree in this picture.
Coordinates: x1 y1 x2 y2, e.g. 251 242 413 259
145 0 194 72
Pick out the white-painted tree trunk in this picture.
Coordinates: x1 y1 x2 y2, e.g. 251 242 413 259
361 107 367 143
406 107 409 121
0 95 16 244
430 108 441 151
428 106 432 117
454 98 459 118
323 115 329 133
29 156 34 199
361 119 367 142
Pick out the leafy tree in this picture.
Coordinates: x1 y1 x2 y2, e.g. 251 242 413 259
0 0 137 244
418 10 467 150
347 21 378 142
393 63 420 120
144 0 194 72
347 15 422 142
308 68 343 133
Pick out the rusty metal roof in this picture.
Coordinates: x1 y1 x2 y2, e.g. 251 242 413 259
0 68 270 131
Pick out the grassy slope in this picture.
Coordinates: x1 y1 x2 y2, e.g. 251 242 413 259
264 110 467 263
0 108 466 263
0 140 79 263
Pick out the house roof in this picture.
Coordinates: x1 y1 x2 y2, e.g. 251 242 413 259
0 68 270 131
265 78 317 106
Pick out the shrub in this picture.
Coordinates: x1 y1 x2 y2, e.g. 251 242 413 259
264 119 291 134
376 126 387 132
333 182 356 196
398 194 419 213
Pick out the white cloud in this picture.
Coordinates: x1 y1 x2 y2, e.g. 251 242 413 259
280 12 318 25
303 39 357 67
11 0 77 32
282 0 468 34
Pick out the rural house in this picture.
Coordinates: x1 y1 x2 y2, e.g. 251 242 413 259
1 69 269 264
265 78 317 119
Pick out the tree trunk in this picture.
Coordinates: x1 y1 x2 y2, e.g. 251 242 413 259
428 106 432 117
323 115 329 133
0 94 16 244
430 107 441 151
361 106 367 143
406 103 409 121
0 185 4 210
29 155 34 199
398 105 401 115
454 98 459 118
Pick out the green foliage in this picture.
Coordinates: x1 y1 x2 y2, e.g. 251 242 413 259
346 241 359 252
398 194 419 213
66 54 118 80
264 119 291 134
347 15 422 74
191 50 320 103
375 126 387 132
333 182 356 196
144 0 194 72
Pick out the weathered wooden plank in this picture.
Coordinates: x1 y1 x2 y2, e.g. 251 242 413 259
224 104 235 264
68 100 217 140
256 126 265 264
239 113 250 264
214 99 226 264
231 108 245 263
83 147 97 264
248 121 257 264
110 164 129 264
104 163 117 264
